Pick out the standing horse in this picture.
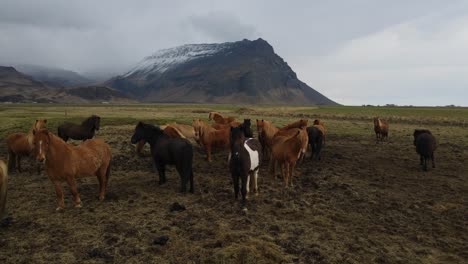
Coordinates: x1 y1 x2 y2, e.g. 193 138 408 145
239 119 254 138
373 117 389 142
57 115 101 142
131 122 194 193
192 119 231 162
307 126 324 160
313 119 326 144
0 160 8 221
413 129 437 171
33 129 111 210
256 119 279 159
270 131 303 188
229 126 262 208
209 112 236 124
6 119 47 174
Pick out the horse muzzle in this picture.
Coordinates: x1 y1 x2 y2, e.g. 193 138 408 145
37 156 46 163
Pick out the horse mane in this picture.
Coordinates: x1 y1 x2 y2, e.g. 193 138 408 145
282 119 308 130
262 120 279 138
81 115 99 129
27 119 47 146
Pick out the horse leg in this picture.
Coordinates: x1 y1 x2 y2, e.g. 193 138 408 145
423 157 428 171
16 155 21 173
7 150 15 172
66 177 81 208
97 166 108 200
232 173 239 200
253 169 259 196
240 173 248 208
420 155 424 166
53 181 65 210
156 164 167 185
189 169 194 193
176 166 188 193
431 153 436 168
206 145 212 162
282 163 289 188
290 161 296 187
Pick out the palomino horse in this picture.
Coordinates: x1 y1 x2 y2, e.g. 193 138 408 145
229 126 262 208
131 122 194 193
57 115 101 142
208 112 236 124
413 129 437 171
33 129 111 210
0 160 8 221
193 119 231 162
6 119 47 173
373 117 389 143
270 130 303 188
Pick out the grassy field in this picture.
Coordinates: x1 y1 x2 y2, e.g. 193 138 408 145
0 104 467 263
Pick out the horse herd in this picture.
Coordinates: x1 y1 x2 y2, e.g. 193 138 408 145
0 112 438 221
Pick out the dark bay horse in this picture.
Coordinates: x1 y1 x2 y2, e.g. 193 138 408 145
413 129 437 171
58 115 101 142
33 129 111 210
307 126 324 160
131 122 194 193
239 119 254 138
229 126 262 208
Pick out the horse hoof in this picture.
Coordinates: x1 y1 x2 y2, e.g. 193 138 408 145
75 204 82 208
241 207 248 212
98 195 105 201
56 207 64 211
254 192 259 196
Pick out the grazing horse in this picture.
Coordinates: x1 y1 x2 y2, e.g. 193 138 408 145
209 112 236 124
0 160 8 221
229 126 262 208
307 126 324 160
270 131 303 187
413 129 437 171
131 122 194 193
373 117 389 142
192 119 231 162
57 115 101 142
6 119 47 173
33 129 111 210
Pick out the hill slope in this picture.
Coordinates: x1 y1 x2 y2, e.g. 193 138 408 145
107 38 337 105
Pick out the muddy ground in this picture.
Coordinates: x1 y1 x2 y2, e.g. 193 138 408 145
0 120 466 263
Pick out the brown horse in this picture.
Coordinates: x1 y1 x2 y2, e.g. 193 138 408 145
270 130 303 187
6 119 47 173
212 121 241 130
275 127 309 162
193 119 230 162
57 115 101 142
313 119 326 144
373 117 389 142
0 160 8 221
209 112 236 124
33 129 111 210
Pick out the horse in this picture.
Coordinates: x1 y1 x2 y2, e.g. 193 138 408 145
270 130 303 187
6 119 47 174
57 115 101 142
307 126 324 160
413 129 437 171
208 112 236 124
274 127 309 163
373 117 389 143
33 128 111 210
280 119 308 131
313 119 326 144
0 160 8 221
131 122 194 193
239 119 254 138
192 119 231 162
256 119 279 159
212 121 241 130
229 126 262 208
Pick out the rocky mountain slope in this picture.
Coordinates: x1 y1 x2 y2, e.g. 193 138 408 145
107 38 337 105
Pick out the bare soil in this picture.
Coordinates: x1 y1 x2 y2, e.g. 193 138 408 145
0 122 466 263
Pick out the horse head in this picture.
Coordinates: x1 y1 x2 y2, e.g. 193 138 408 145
32 129 51 163
373 117 380 128
33 119 47 131
230 126 245 155
92 115 101 131
131 122 163 144
413 129 432 145
242 119 253 138
256 119 265 135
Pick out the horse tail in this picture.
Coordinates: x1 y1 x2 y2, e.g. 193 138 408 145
0 161 8 219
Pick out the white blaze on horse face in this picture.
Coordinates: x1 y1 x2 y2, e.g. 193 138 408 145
39 140 42 155
244 139 259 171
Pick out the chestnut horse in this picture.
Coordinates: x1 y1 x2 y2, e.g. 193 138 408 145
57 115 101 142
270 130 303 188
373 117 389 142
208 112 236 124
193 119 230 162
33 129 111 210
0 160 8 221
6 119 47 173
212 121 241 130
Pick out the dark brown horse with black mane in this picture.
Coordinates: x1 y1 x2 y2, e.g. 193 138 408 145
229 126 261 209
413 129 437 171
131 122 194 193
58 115 101 142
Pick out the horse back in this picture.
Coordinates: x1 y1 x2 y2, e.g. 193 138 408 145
6 133 32 154
72 139 111 176
153 138 193 166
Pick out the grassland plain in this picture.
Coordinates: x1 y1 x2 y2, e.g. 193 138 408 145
0 104 466 263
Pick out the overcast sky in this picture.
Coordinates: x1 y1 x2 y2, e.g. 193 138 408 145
1 0 467 106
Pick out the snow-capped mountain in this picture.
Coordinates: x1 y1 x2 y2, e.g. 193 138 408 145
107 38 337 105
124 43 233 77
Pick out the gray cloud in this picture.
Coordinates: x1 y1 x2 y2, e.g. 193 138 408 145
0 0 467 105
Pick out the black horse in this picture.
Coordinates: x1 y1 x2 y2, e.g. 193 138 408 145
307 126 324 160
229 126 262 208
131 122 194 193
57 115 101 142
239 119 254 138
413 129 437 171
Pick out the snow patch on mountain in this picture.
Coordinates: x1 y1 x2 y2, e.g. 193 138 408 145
124 43 231 77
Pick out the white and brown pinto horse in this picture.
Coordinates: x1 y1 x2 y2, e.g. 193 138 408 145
229 126 262 209
33 129 112 210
